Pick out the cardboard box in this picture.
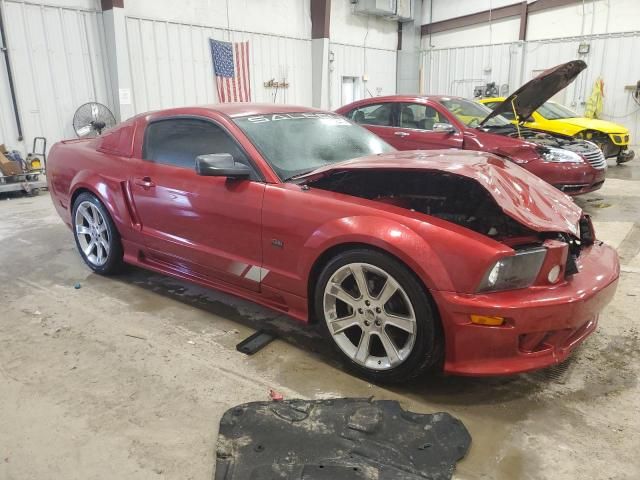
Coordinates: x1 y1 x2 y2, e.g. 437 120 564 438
0 144 23 176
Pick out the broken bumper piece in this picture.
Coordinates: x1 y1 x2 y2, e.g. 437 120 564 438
617 149 635 164
215 398 471 479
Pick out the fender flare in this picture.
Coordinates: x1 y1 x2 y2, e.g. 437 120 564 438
69 170 130 228
299 215 455 293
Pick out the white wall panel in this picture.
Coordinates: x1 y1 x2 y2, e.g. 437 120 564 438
422 0 523 24
331 0 398 51
0 0 112 153
125 16 313 113
527 0 640 41
125 0 311 39
425 42 523 98
424 17 521 49
329 43 397 110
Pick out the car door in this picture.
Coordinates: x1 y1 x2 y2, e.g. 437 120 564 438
345 102 397 145
390 102 464 150
130 116 265 291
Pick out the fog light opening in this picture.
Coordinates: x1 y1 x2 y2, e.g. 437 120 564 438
470 314 505 326
548 265 562 284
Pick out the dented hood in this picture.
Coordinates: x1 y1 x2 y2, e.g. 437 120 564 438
481 60 587 126
301 150 582 237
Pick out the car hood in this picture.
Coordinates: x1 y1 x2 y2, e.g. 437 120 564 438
300 150 581 237
481 60 587 126
550 117 629 133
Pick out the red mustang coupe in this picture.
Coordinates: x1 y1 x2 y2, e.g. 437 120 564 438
336 61 607 196
47 104 619 382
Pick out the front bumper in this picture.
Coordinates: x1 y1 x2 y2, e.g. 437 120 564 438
617 149 635 163
433 242 619 376
553 163 606 195
526 160 606 196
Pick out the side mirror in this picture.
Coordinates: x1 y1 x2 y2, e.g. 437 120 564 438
195 153 251 179
433 123 455 134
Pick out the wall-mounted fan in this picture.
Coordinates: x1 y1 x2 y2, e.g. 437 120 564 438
72 102 116 138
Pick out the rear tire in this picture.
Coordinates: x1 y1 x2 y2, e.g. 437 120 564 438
72 192 124 275
315 248 441 384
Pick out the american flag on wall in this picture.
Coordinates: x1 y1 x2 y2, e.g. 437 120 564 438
210 39 251 103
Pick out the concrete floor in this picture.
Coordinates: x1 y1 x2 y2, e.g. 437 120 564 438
1 159 639 480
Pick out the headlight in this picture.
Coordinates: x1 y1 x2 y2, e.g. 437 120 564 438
477 247 546 292
541 147 584 163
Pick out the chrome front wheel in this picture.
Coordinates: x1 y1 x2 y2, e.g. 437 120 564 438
323 262 417 371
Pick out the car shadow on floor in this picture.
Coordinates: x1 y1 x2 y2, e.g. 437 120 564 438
105 265 582 405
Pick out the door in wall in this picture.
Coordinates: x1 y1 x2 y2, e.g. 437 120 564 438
341 77 358 106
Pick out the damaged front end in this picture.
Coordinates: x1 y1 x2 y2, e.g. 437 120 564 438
302 152 594 293
309 169 535 241
299 152 619 374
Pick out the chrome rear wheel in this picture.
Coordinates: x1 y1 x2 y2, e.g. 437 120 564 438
71 192 123 275
74 200 110 267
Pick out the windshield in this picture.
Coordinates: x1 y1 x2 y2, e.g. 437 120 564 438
233 112 394 180
537 102 579 120
439 98 511 127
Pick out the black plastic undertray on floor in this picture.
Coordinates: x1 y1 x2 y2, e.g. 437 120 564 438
214 398 471 479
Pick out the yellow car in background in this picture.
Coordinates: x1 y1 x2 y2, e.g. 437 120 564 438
480 97 634 164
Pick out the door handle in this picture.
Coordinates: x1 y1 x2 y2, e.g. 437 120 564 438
134 176 155 189
394 131 410 137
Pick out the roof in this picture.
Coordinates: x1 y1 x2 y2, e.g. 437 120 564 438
335 95 466 112
145 103 324 119
350 95 458 103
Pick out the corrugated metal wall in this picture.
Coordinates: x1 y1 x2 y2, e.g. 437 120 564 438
424 32 640 142
0 0 113 153
125 16 313 113
425 42 523 99
329 42 397 110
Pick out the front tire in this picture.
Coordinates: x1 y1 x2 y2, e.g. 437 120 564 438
315 248 440 383
72 192 124 275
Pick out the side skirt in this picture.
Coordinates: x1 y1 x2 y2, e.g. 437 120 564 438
120 239 309 324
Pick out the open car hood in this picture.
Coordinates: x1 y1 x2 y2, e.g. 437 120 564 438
480 60 587 126
299 150 582 237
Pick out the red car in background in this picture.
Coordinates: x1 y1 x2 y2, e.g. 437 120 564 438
47 104 618 382
337 61 607 196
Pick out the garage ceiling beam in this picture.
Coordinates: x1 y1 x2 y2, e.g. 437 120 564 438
421 0 582 37
519 1 528 41
311 0 331 39
311 0 331 108
101 0 124 11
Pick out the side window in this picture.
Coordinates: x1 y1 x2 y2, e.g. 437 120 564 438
143 118 250 169
348 103 393 127
399 103 450 131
